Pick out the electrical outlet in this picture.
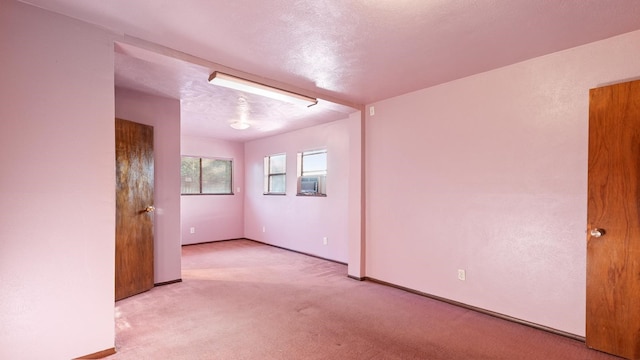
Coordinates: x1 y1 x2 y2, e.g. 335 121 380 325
190 227 196 234
457 269 466 281
323 237 328 245
262 226 266 233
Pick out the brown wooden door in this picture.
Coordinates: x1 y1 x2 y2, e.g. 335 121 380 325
115 118 154 301
587 79 640 359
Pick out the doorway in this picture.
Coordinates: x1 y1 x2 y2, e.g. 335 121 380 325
586 79 640 359
115 118 155 301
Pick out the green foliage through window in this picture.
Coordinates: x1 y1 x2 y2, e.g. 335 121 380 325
181 156 233 195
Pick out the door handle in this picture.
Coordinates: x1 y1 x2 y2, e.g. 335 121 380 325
145 205 155 213
590 228 605 238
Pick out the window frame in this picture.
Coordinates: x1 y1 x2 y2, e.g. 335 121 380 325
181 156 234 195
264 153 287 195
296 149 327 197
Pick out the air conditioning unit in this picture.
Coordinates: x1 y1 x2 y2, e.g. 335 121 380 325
300 176 319 194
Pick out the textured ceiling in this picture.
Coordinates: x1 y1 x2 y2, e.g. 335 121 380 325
113 43 353 141
19 0 640 141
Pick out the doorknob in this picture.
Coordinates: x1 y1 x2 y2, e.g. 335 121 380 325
145 205 155 213
590 228 605 238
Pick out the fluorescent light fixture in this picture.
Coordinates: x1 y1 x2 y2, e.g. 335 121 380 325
209 72 318 107
229 121 250 130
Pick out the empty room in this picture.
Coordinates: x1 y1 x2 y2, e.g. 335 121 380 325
2 1 640 359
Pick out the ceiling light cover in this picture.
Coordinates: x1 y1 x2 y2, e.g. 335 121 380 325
209 72 318 107
229 121 250 130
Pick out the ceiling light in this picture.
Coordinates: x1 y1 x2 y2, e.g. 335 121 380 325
229 121 250 130
209 71 318 107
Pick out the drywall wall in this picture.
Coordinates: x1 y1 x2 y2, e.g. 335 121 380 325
244 117 357 263
365 29 640 336
0 1 116 358
181 135 245 245
115 87 182 283
347 111 364 278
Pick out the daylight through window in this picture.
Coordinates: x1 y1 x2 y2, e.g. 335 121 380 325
297 149 327 196
181 156 233 195
264 153 286 194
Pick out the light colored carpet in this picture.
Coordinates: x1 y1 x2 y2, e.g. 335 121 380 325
106 239 618 359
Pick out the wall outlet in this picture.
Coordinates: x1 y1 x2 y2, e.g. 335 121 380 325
262 226 266 233
457 269 466 281
323 237 328 245
190 227 196 234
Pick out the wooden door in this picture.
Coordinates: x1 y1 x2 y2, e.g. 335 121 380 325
115 118 154 301
587 79 640 359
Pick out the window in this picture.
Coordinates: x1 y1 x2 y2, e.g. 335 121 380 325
297 149 327 196
181 156 233 195
264 153 286 194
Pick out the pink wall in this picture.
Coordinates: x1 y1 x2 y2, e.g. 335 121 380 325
365 30 640 336
181 135 245 244
0 1 116 358
116 88 182 284
347 111 365 277
244 117 358 263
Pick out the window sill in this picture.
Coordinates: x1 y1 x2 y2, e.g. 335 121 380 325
296 193 327 197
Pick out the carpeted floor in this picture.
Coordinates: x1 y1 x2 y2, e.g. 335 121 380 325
106 239 620 359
